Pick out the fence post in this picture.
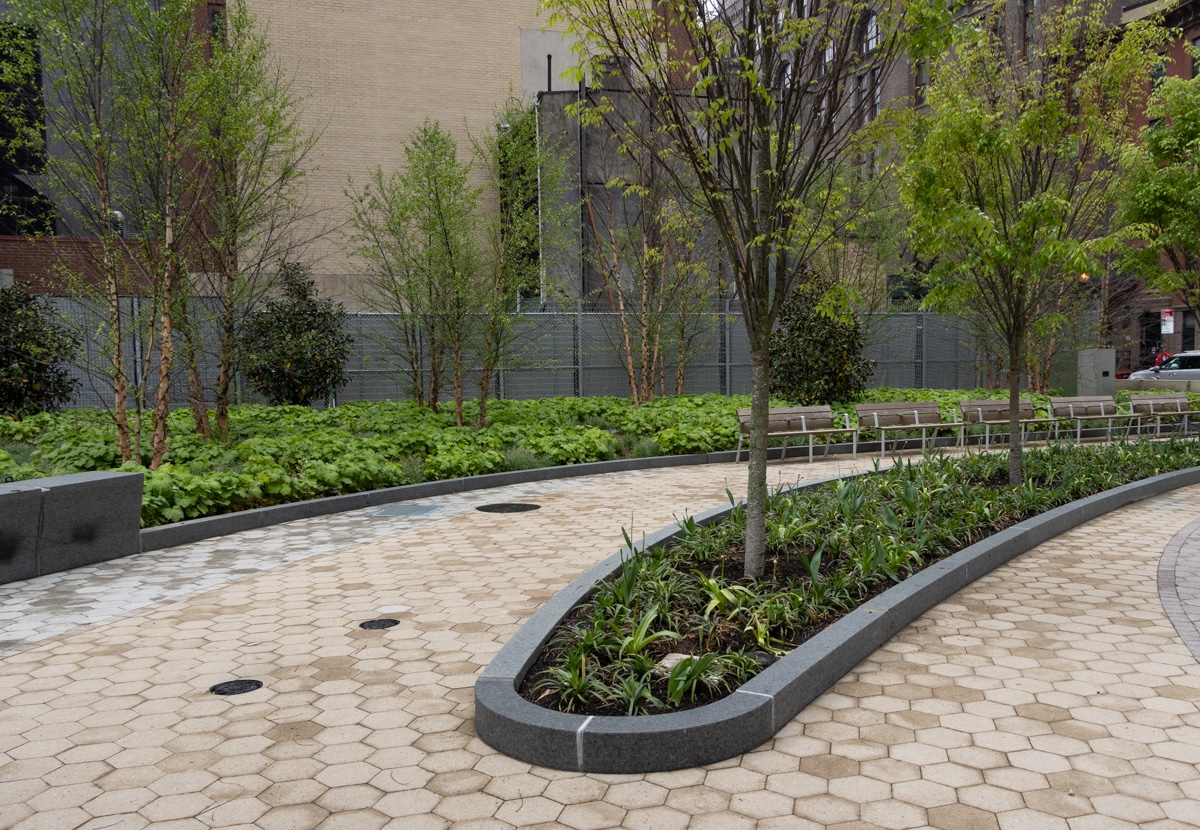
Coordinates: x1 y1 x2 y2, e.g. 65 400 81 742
574 300 583 398
915 313 926 389
719 298 728 397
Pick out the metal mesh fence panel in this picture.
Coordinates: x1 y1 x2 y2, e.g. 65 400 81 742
41 296 982 408
864 312 982 390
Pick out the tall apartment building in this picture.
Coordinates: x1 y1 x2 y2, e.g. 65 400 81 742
240 0 576 301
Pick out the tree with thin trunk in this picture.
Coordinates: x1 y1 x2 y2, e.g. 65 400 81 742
119 0 210 468
899 0 1167 485
186 0 319 442
347 119 480 424
542 0 932 578
2 0 135 461
582 130 719 403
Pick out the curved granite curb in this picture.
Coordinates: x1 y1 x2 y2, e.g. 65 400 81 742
475 465 1200 774
1159 515 1200 663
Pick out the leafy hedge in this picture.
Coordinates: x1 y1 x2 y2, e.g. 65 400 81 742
526 439 1200 716
2 389 1195 528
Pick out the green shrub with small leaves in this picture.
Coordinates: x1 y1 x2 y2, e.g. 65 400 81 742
237 263 353 406
0 283 79 418
769 280 873 405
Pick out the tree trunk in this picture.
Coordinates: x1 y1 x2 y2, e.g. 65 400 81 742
104 251 133 464
149 253 176 470
452 326 464 428
1008 334 1024 486
176 301 210 438
477 317 497 430
214 280 236 443
744 346 771 579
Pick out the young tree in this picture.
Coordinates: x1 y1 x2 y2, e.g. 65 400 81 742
119 0 211 468
899 0 1167 484
543 0 933 577
0 283 78 417
471 102 563 428
185 0 320 441
584 138 720 403
237 262 352 406
2 0 135 460
347 119 481 425
1120 75 1200 337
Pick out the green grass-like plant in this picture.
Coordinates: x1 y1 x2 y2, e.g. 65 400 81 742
523 439 1200 716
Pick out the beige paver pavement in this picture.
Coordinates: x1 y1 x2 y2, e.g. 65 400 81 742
0 455 1198 829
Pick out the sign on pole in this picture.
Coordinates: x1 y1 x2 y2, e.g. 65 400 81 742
1162 308 1176 335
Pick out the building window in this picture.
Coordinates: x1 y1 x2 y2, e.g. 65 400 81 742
860 12 879 55
1192 36 1200 79
1152 53 1166 90
914 60 929 105
209 4 225 41
820 42 834 76
854 68 880 127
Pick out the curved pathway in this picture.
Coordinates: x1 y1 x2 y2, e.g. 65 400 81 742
0 455 1197 829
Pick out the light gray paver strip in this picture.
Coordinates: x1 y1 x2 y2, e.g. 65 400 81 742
1161 516 1200 662
0 469 785 650
0 456 1197 829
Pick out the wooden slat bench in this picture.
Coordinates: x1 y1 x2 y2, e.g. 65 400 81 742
735 406 857 463
1049 396 1139 442
1128 393 1195 437
853 401 963 459
959 399 1057 450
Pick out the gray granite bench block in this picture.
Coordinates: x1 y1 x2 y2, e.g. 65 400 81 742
0 471 143 580
0 485 46 584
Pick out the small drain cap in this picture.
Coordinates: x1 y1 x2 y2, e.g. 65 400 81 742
360 619 401 630
210 679 263 696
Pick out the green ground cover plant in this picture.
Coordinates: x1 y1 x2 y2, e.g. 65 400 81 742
522 439 1200 716
1 389 1194 527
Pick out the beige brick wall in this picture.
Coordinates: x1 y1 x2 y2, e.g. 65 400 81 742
245 0 563 300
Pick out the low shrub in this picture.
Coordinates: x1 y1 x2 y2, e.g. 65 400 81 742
2 389 1188 528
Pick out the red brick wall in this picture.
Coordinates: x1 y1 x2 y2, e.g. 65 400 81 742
0 236 148 295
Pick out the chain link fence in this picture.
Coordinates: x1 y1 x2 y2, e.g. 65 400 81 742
46 297 982 409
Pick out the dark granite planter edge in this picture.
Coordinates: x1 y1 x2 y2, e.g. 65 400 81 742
474 464 1200 773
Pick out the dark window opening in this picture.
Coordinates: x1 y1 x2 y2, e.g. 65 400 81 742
914 60 929 105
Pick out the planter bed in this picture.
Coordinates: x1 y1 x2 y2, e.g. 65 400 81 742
475 450 1200 773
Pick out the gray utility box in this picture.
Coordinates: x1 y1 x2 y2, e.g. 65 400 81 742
0 471 143 585
1078 349 1116 397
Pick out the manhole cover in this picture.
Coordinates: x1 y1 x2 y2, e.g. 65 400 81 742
209 679 263 696
360 619 400 630
476 503 541 513
371 504 442 518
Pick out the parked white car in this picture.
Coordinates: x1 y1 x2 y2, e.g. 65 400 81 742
1129 350 1200 381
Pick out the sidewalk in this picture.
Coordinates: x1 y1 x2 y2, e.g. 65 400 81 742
0 455 1196 829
